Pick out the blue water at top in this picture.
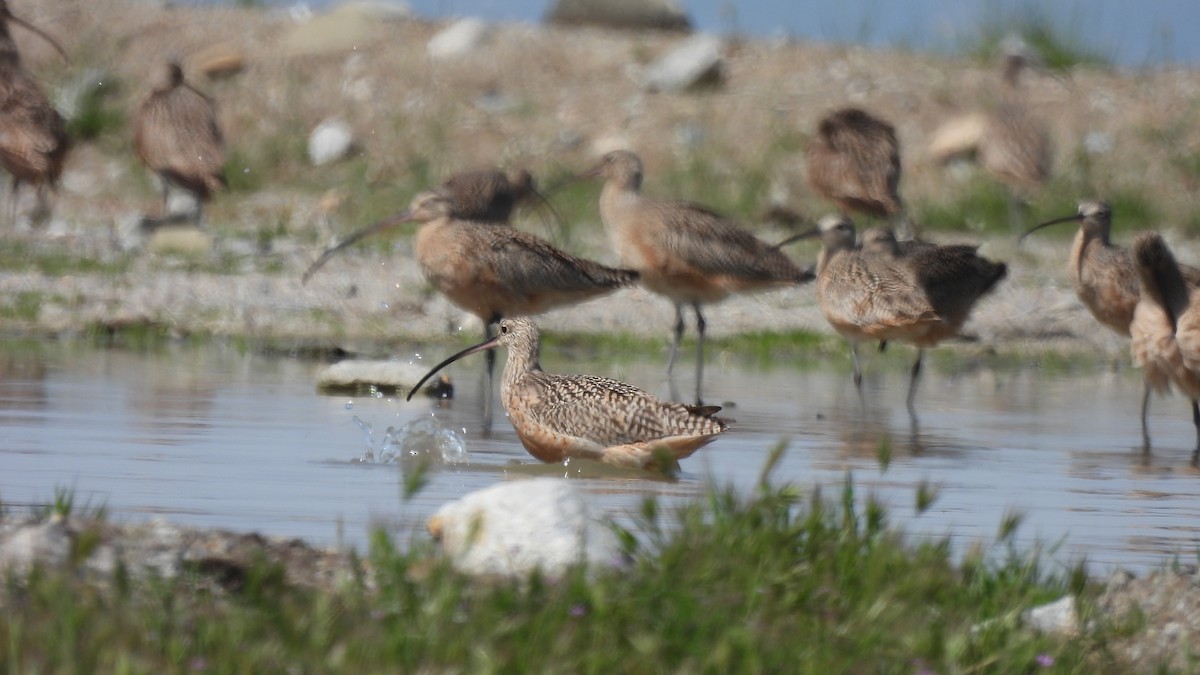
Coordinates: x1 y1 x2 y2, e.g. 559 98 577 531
190 0 1200 68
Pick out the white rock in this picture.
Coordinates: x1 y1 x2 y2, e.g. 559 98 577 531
316 359 432 392
1024 595 1078 635
641 34 724 92
0 517 73 574
428 478 621 578
308 120 355 166
427 18 490 60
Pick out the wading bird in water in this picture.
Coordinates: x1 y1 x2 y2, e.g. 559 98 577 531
575 149 813 402
1023 200 1200 450
407 316 728 470
1129 231 1200 463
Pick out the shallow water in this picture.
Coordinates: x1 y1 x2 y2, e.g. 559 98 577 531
3 338 1200 575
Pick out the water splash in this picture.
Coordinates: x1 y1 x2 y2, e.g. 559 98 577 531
374 416 467 465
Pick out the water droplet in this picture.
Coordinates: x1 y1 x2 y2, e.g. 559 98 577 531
379 417 469 465
345 400 354 410
381 302 389 310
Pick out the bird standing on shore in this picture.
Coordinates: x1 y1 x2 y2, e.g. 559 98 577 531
0 0 70 227
929 42 1052 232
806 107 903 222
133 60 226 225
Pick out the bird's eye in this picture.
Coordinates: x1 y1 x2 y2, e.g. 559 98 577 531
500 325 509 334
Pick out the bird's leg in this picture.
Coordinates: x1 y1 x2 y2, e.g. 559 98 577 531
906 348 925 415
482 321 496 435
1006 188 1027 235
666 303 685 378
31 184 49 226
9 177 20 229
850 341 863 388
693 302 706 406
1191 399 1199 466
1141 384 1152 453
160 178 170 219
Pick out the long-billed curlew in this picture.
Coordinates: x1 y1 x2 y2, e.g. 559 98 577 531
301 166 549 282
1129 232 1200 462
406 316 728 470
576 149 814 397
790 215 1005 412
806 107 903 222
929 45 1052 232
312 191 637 385
133 60 226 225
0 0 70 227
1022 200 1200 448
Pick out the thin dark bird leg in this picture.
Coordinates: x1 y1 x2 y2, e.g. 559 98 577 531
9 177 20 229
906 348 925 415
693 302 706 406
850 340 863 388
1191 400 1199 465
1140 384 1152 453
1006 188 1026 235
666 303 686 378
482 320 496 434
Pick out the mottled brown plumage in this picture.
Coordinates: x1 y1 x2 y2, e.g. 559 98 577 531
579 149 813 391
438 167 536 223
0 0 69 226
806 107 902 220
406 192 638 327
929 51 1051 230
133 61 226 221
800 215 1005 411
301 167 543 282
407 317 728 469
1130 232 1200 461
1024 200 1200 448
310 191 638 391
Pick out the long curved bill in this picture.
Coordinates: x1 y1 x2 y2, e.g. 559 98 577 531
301 210 413 284
1018 213 1081 245
9 15 68 62
406 333 502 401
770 225 821 251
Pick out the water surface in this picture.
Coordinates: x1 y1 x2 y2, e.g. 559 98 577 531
3 338 1199 575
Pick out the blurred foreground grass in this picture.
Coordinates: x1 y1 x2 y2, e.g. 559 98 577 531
0 461 1149 673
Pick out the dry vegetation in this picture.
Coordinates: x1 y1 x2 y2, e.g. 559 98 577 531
25 0 1200 235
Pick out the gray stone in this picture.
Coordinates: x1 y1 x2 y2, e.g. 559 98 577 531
1023 595 1078 635
641 34 724 92
308 120 356 166
545 0 691 32
427 18 490 60
428 478 622 578
0 517 73 574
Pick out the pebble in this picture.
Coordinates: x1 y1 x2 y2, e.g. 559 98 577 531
309 119 355 166
641 34 724 92
427 18 490 60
